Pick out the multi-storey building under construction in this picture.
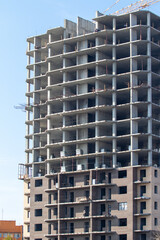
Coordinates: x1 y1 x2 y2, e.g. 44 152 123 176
19 9 160 240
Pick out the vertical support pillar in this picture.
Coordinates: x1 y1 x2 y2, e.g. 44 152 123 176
130 14 138 166
90 170 93 240
57 173 60 240
147 12 152 166
112 18 117 168
95 36 100 168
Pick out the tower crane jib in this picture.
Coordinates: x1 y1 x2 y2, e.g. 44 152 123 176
110 0 160 15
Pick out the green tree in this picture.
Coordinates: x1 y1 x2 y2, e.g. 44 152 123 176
3 235 13 240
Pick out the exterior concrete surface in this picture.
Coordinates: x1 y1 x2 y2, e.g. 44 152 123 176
19 9 160 240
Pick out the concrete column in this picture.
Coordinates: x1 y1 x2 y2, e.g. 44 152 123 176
129 14 139 240
27 55 30 65
27 82 30 93
48 47 51 58
47 132 51 145
147 12 152 166
95 37 100 167
47 104 51 115
27 69 30 79
49 33 52 43
32 161 34 177
90 170 93 240
57 174 60 240
48 89 51 100
48 61 51 72
112 19 117 168
47 118 50 130
113 18 116 31
130 14 138 166
28 42 31 52
47 79 51 158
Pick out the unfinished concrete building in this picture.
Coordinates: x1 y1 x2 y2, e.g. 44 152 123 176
19 10 160 240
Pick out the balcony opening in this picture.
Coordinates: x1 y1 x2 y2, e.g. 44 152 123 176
140 218 146 230
108 220 111 232
108 204 111 216
88 54 95 63
84 175 89 185
35 179 42 187
84 206 89 217
100 204 105 215
54 222 58 231
88 128 95 138
54 208 57 216
101 220 105 231
65 207 67 217
140 202 146 214
35 224 42 232
70 208 74 218
108 173 111 184
140 185 146 196
118 170 127 178
101 188 106 199
119 218 127 227
84 222 89 232
88 98 95 108
88 143 95 154
35 194 42 202
101 236 105 240
88 113 95 123
140 169 146 181
35 209 42 217
48 224 51 234
70 192 74 202
100 172 105 183
108 188 111 200
85 190 89 199
119 234 127 240
141 234 146 240
69 177 74 187
54 192 58 201
119 186 127 194
70 223 74 233
88 83 95 93
88 40 95 48
88 69 95 78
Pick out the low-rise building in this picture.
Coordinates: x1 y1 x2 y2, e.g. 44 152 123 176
0 221 22 240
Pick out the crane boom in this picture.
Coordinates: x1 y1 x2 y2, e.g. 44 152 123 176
111 0 160 15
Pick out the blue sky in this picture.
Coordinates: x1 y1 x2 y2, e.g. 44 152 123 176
0 0 159 225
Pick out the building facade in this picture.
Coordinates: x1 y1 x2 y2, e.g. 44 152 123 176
0 221 22 240
19 10 160 240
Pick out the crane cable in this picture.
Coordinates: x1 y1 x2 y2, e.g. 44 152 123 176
103 0 121 13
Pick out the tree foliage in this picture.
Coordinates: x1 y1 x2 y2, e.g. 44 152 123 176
3 236 13 240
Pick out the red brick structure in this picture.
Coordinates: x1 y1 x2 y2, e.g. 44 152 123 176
0 221 22 240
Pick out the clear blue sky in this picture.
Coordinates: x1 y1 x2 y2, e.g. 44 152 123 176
0 0 159 225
